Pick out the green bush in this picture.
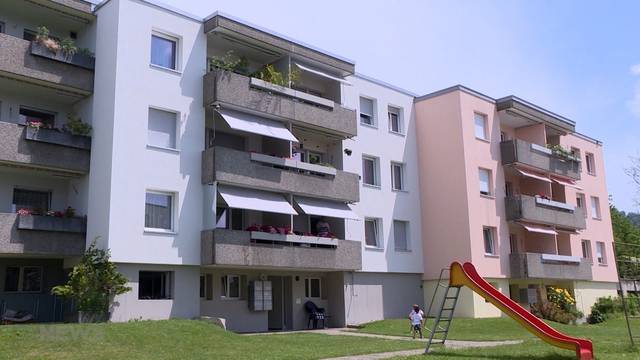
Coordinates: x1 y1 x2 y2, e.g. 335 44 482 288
589 295 640 323
587 309 606 324
63 113 92 136
531 301 577 324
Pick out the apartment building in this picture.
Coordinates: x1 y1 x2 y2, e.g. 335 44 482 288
415 86 619 317
0 0 617 328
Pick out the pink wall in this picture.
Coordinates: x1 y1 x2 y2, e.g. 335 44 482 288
515 124 546 146
415 92 473 279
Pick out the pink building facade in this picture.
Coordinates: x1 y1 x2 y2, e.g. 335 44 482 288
415 86 618 318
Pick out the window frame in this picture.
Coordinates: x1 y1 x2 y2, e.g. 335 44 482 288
483 227 496 256
0 22 5 34
387 105 403 135
474 112 489 141
393 220 410 251
390 162 405 191
3 266 43 293
478 168 493 197
199 274 205 298
221 274 241 300
590 196 601 220
585 153 596 175
362 155 380 187
581 240 592 262
18 105 56 128
364 217 382 249
138 271 173 300
304 278 321 299
359 96 376 127
12 187 52 213
144 190 177 233
595 241 607 265
150 31 180 72
576 193 587 218
147 106 179 151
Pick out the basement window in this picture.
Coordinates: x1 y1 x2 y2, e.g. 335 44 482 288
139 271 173 300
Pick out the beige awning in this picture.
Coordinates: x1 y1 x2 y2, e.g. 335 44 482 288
519 222 558 235
514 167 552 183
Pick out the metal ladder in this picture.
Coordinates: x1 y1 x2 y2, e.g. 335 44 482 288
424 268 461 354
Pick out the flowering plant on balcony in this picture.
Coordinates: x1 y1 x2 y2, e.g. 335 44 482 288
546 144 578 162
16 208 31 216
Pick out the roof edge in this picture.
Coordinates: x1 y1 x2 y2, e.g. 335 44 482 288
354 73 418 97
415 85 496 103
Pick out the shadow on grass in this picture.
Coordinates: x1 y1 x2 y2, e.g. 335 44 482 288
425 351 573 360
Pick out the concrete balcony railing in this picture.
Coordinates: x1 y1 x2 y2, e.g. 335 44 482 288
203 69 357 138
201 229 362 271
510 253 593 281
501 139 581 180
0 33 94 96
203 146 359 203
505 195 586 230
0 122 90 175
0 213 86 257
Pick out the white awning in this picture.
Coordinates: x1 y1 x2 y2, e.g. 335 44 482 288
514 167 552 183
551 177 583 190
218 185 297 215
518 222 558 235
294 197 359 220
294 62 352 85
216 109 298 142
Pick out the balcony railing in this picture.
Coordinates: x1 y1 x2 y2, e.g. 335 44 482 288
202 146 359 203
505 195 586 230
510 252 592 280
201 229 361 270
501 139 581 180
203 69 357 137
0 33 94 96
0 213 85 256
0 122 90 175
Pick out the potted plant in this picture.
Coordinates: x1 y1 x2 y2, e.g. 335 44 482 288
52 240 131 323
30 26 95 70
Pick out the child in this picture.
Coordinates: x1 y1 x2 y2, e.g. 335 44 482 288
409 306 423 339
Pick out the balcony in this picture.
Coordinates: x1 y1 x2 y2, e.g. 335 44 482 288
0 213 86 257
0 122 90 175
201 229 361 270
0 33 94 97
203 70 357 137
505 195 586 230
510 253 592 281
203 146 359 203
501 139 581 180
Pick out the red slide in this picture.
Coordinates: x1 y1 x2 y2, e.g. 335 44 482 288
449 262 593 360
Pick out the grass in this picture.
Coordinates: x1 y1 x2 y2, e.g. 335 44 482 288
356 317 640 359
0 319 425 360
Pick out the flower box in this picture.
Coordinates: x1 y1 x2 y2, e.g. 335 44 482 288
31 41 95 70
25 126 91 150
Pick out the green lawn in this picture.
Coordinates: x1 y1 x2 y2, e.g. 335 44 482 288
0 320 424 360
356 317 640 359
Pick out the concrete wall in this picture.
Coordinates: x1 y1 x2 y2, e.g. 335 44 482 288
344 272 423 325
573 281 618 316
110 263 200 322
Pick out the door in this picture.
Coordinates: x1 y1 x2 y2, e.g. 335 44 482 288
268 276 283 330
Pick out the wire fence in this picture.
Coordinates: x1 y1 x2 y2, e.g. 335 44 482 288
614 241 640 346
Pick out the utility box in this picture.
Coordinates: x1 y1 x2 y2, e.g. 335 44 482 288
249 280 272 311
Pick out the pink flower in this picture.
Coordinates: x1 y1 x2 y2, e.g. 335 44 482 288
17 209 31 216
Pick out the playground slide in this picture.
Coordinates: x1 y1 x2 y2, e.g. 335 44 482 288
449 262 593 360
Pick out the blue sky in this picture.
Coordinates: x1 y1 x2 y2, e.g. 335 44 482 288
151 0 640 212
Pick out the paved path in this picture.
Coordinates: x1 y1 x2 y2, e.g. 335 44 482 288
245 328 522 359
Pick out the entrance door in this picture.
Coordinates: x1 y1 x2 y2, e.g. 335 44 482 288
268 276 293 330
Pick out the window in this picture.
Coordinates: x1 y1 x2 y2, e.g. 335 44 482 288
585 153 596 175
500 131 507 142
151 33 178 70
359 97 375 126
145 191 174 231
581 240 592 260
391 162 405 191
364 218 381 248
388 106 403 134
19 106 55 128
571 147 581 161
139 271 172 300
576 193 587 218
595 242 607 265
4 266 42 292
0 22 4 34
590 196 601 220
362 156 380 187
304 278 321 298
13 188 51 212
509 234 518 254
148 108 177 149
199 275 205 298
474 113 488 140
393 220 409 251
479 168 492 196
483 227 495 255
23 29 37 42
221 275 240 299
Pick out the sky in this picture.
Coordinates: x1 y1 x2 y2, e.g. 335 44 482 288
139 0 640 212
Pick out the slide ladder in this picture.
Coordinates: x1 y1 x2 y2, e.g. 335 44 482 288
424 261 594 360
424 268 461 353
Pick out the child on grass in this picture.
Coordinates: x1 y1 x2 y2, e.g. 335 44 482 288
409 305 423 339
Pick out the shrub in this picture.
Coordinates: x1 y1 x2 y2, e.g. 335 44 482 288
531 301 577 324
587 309 606 324
590 295 640 322
62 113 92 136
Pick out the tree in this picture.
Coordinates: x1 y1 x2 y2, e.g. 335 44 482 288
52 240 130 321
627 156 640 205
611 205 640 280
